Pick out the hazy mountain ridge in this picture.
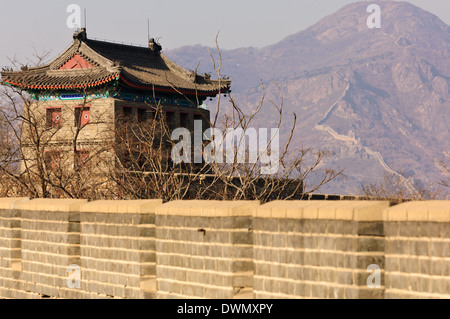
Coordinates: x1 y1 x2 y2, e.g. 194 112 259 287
167 1 450 197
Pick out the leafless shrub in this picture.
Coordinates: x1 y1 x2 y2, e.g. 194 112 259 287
0 42 343 201
361 170 443 203
437 160 449 190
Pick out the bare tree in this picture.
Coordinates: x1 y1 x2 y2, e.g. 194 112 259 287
102 38 343 202
361 170 443 203
437 160 450 190
0 42 343 201
0 49 116 199
0 84 114 199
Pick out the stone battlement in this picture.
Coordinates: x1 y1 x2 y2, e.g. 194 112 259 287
0 198 448 299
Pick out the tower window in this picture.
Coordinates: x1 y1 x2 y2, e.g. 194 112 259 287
123 107 133 122
138 109 147 123
180 113 190 130
46 108 62 128
75 107 91 127
166 111 177 131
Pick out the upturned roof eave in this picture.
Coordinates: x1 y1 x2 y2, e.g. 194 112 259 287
118 72 231 97
1 33 231 96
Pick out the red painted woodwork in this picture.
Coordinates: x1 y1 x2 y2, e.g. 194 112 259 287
59 55 94 70
81 109 90 126
74 106 91 127
51 109 62 127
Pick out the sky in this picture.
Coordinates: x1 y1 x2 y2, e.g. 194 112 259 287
0 0 449 68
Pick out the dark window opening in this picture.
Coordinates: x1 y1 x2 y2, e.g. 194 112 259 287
75 107 91 127
180 113 190 130
123 107 133 122
138 109 147 123
166 111 177 131
46 108 62 128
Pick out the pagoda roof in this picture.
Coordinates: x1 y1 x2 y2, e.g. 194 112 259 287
1 29 230 97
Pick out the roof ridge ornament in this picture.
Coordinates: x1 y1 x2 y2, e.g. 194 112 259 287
73 28 87 42
2 32 231 95
148 38 162 55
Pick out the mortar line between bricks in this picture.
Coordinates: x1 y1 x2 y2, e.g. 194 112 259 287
0 225 21 230
157 277 236 290
156 291 204 299
3 268 143 281
81 246 156 253
254 246 385 256
385 288 450 299
20 261 82 270
21 252 81 260
0 288 40 296
0 216 21 220
80 279 142 287
18 272 68 281
20 241 80 248
254 276 380 290
0 237 21 241
22 258 154 268
157 251 253 262
157 226 251 233
81 234 154 240
80 256 156 266
260 292 321 300
254 261 387 273
387 254 450 261
386 236 450 242
81 222 155 228
21 249 80 257
386 271 450 280
254 230 360 239
18 220 76 226
253 290 311 299
18 219 155 229
156 264 252 277
13 217 68 221
0 282 44 290
156 239 253 248
76 269 146 278
18 223 155 232
21 230 80 237
0 247 22 253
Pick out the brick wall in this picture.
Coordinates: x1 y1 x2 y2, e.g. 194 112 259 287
0 198 28 298
384 201 450 299
0 198 448 299
155 201 256 299
80 200 161 299
3 199 87 299
253 201 388 299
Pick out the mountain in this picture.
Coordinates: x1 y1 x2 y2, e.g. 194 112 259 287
166 1 450 197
